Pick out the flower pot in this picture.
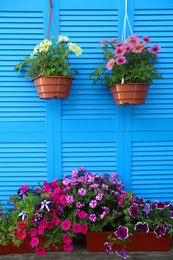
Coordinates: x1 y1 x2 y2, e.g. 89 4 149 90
110 83 149 105
85 231 172 252
32 76 74 100
0 234 65 254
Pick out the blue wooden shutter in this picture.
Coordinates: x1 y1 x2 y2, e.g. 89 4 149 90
0 0 52 204
123 0 173 201
55 0 118 176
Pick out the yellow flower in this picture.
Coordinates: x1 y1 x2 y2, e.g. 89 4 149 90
39 39 52 52
68 42 82 56
30 44 39 59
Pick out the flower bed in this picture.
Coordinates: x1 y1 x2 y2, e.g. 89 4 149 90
0 167 173 258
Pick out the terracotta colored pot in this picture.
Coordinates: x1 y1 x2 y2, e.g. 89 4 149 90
0 234 65 254
85 231 172 252
32 76 74 100
110 83 149 105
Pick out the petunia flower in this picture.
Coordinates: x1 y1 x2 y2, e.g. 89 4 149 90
142 36 151 42
47 222 54 229
170 211 173 219
154 224 166 238
20 185 29 191
29 228 37 237
39 199 52 211
96 194 103 201
156 202 165 209
115 56 126 65
128 34 138 41
61 220 72 230
30 237 39 248
89 214 97 222
58 35 69 42
66 195 74 204
17 221 28 229
141 203 150 216
39 39 52 52
78 211 88 219
114 46 126 56
115 226 128 240
89 200 97 208
104 242 113 253
150 44 161 54
62 234 72 244
116 247 129 259
79 166 86 171
130 205 139 218
80 224 88 234
132 44 144 53
78 188 86 196
60 195 67 206
51 216 61 226
16 229 27 240
17 188 28 199
135 222 149 232
63 244 74 252
99 39 108 45
68 42 82 56
106 58 115 70
36 247 46 256
38 225 44 235
18 211 28 221
72 223 81 233
48 209 56 216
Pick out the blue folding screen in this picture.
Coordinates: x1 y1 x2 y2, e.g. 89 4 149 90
0 0 173 204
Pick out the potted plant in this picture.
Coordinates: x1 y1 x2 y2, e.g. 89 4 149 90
89 35 163 105
61 167 173 258
14 35 82 100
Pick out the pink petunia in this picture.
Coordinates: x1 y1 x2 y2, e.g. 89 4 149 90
60 195 67 206
48 209 56 216
78 188 86 196
132 44 144 53
61 220 72 230
99 39 108 45
72 223 81 233
110 38 119 43
20 185 29 191
76 202 83 208
96 194 103 201
38 225 44 235
63 244 74 252
115 56 126 65
80 224 88 234
78 211 88 219
16 229 27 240
89 213 97 222
30 237 39 248
43 187 51 193
8 197 14 203
36 247 46 256
129 38 140 48
51 178 58 188
15 205 18 211
150 44 161 54
62 234 72 244
89 200 97 208
29 228 37 237
125 45 131 53
114 46 126 56
128 34 138 41
17 221 28 229
66 195 74 204
43 181 51 188
79 166 86 171
106 58 115 70
116 42 125 47
142 36 151 42
54 194 61 204
51 216 61 226
54 187 60 194
47 222 54 229
39 219 48 228
35 188 41 192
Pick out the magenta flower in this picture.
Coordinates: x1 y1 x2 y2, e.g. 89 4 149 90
116 247 129 259
66 195 74 204
30 237 39 248
102 184 108 190
47 222 54 229
170 211 173 219
48 209 56 216
78 211 88 219
115 226 128 240
62 234 72 244
115 56 126 65
101 211 106 219
79 166 85 171
80 224 88 234
165 201 172 207
91 183 99 189
78 188 86 196
99 39 108 45
130 205 139 218
61 220 72 230
150 44 161 54
114 46 126 56
135 222 149 232
29 228 37 237
125 45 131 53
39 219 48 228
60 195 67 205
43 187 51 193
72 223 81 233
51 216 60 226
116 42 125 47
21 185 29 191
106 58 115 70
63 244 74 252
89 200 97 208
142 36 151 42
101 206 110 214
156 202 165 209
36 247 46 256
89 214 97 222
38 225 44 235
76 202 83 208
96 194 103 201
104 242 113 253
54 187 60 194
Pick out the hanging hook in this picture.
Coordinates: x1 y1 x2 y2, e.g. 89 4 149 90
49 0 53 8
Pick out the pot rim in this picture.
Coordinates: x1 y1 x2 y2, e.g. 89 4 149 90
32 75 75 81
110 82 150 87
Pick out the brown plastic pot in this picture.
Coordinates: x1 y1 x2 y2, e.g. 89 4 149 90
85 231 172 252
0 234 65 254
32 76 74 100
110 83 149 105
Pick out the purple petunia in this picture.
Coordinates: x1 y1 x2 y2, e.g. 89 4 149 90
134 197 144 206
18 211 28 220
116 247 129 259
39 199 52 211
130 205 139 218
152 200 159 209
104 242 113 253
141 203 150 216
17 188 28 199
115 226 128 240
154 224 166 238
135 222 149 232
156 202 165 209
170 211 173 219
165 201 172 207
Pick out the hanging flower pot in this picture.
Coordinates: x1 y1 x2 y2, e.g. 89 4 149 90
32 76 74 100
110 83 149 105
85 231 172 252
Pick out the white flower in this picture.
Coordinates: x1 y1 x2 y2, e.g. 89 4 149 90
68 42 82 56
39 39 52 52
58 35 69 42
